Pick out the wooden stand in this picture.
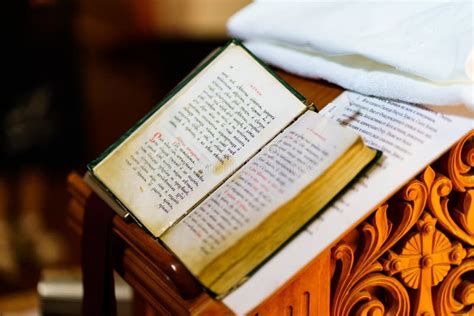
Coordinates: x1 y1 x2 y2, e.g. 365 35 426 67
67 72 474 315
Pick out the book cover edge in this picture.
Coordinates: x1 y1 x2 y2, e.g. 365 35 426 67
209 146 382 297
87 40 233 172
87 39 306 173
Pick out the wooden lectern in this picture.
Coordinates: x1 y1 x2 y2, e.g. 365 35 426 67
67 72 474 315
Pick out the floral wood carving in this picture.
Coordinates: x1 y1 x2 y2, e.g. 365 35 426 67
435 251 474 316
331 179 427 316
425 164 474 246
445 131 473 192
383 213 467 315
331 132 473 316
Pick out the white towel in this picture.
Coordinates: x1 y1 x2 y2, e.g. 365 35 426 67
228 1 474 110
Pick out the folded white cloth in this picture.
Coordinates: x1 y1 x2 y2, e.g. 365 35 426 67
228 1 474 110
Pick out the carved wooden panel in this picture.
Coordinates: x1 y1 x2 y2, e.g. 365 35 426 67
330 131 474 315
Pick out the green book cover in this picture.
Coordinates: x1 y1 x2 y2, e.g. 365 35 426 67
87 39 306 172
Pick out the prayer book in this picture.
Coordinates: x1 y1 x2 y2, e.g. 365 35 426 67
85 40 378 295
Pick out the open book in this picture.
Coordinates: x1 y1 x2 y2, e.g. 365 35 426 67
223 91 474 314
85 41 378 295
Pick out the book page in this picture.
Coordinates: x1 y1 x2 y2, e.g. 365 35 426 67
162 111 358 275
224 91 473 315
93 43 306 236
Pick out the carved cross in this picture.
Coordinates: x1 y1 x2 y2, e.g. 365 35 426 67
384 213 466 316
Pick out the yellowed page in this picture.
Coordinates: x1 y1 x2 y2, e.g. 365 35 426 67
92 43 306 236
161 111 358 275
224 91 474 315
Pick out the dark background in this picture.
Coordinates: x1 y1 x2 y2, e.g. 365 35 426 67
0 0 249 311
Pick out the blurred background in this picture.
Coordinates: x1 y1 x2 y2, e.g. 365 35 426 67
0 0 249 314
